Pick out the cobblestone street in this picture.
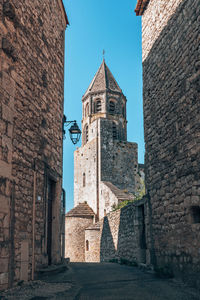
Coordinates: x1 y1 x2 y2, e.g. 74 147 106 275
1 263 200 300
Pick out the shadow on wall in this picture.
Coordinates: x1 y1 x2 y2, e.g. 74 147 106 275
142 0 200 287
100 216 116 262
100 201 148 265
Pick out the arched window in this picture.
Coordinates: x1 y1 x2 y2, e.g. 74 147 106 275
109 101 115 114
85 103 89 117
84 124 88 144
112 123 117 140
95 99 101 113
86 240 89 251
83 173 86 187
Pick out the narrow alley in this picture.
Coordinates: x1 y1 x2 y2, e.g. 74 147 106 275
1 263 200 300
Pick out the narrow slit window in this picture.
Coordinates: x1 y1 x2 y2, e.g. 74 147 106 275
109 101 115 114
112 123 117 140
190 206 200 224
85 103 89 117
122 105 125 117
83 173 86 187
95 100 101 113
84 125 88 144
86 240 89 251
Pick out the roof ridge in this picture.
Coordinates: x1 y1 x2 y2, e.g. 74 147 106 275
103 59 108 89
83 60 122 99
102 181 135 201
104 62 122 93
87 61 104 94
65 202 95 217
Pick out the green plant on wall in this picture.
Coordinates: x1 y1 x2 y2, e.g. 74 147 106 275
112 179 146 211
112 200 133 211
136 178 145 199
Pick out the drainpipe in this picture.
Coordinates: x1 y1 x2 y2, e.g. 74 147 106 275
32 160 36 280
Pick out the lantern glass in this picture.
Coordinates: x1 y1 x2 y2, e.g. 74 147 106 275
69 122 81 144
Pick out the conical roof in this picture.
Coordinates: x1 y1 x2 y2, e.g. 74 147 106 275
65 202 95 218
83 60 122 98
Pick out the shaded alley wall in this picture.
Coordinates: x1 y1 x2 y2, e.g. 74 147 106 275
0 0 67 290
141 0 200 286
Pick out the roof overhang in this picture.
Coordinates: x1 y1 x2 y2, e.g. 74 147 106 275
135 0 150 16
58 0 69 28
65 214 94 218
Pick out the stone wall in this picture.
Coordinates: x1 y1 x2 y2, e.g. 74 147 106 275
65 216 94 262
74 136 98 214
85 226 100 262
0 70 14 290
0 0 67 290
99 181 119 217
84 200 149 264
141 0 200 286
141 0 184 61
100 117 138 194
100 201 149 264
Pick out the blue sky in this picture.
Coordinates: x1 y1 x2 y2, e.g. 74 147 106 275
62 0 143 212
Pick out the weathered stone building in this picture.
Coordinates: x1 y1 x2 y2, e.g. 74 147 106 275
85 198 148 264
65 202 95 262
0 0 68 290
135 0 200 287
66 60 142 262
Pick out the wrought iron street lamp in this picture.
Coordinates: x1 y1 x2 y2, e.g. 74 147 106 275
63 115 81 145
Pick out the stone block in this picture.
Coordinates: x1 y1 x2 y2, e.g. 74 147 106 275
0 258 9 273
0 272 8 285
2 71 16 98
0 196 10 214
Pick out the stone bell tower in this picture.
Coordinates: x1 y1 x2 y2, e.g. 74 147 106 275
74 60 139 220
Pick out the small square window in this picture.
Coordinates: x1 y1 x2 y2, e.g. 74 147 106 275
190 206 200 224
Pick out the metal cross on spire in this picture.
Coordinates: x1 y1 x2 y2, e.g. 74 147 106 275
103 49 105 61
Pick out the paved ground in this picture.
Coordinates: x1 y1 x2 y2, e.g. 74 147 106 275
1 262 200 300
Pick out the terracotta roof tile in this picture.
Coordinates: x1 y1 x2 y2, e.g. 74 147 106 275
58 0 69 27
65 202 95 217
135 0 150 16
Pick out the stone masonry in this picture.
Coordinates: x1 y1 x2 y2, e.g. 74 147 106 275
85 222 101 263
84 199 149 264
65 203 95 262
0 0 68 290
136 0 200 287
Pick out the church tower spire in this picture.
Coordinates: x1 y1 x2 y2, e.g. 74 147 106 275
74 61 138 220
81 60 127 145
